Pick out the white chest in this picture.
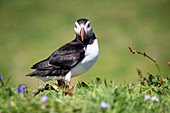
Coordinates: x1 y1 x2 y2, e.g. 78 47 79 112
71 39 99 77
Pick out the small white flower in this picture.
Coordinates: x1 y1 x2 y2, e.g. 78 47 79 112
100 102 110 110
143 95 150 101
151 95 159 102
41 95 48 103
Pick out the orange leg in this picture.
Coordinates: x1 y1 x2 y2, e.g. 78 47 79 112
66 82 72 88
57 80 64 87
58 80 72 88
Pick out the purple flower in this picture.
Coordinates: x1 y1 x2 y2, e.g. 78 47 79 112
41 95 48 103
0 75 3 81
151 95 159 102
100 102 110 110
143 95 150 101
17 85 25 93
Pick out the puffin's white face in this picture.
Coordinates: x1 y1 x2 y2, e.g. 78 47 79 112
74 19 93 41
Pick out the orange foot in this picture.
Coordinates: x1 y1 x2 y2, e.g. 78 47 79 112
66 82 72 88
57 80 72 88
57 80 64 87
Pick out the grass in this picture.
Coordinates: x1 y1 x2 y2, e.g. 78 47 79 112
0 76 170 113
1 46 170 113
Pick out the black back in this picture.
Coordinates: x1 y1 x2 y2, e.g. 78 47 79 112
26 33 96 77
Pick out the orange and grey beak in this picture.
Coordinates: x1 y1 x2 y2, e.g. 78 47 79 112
80 27 85 41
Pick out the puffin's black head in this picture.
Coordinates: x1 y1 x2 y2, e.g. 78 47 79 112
74 18 93 41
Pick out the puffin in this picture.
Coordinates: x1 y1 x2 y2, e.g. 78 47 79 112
26 18 99 87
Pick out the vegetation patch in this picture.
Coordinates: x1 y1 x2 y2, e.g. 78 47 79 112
0 47 169 113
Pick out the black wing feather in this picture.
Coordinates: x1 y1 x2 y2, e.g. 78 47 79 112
49 39 85 68
31 58 50 69
27 38 85 76
49 45 85 68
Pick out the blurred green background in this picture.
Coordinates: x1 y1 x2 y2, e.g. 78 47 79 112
0 0 170 88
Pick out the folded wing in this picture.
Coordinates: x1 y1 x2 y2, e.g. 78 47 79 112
26 40 85 77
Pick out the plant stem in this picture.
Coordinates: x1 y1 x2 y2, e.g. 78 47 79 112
155 63 162 84
128 46 163 84
137 52 162 84
0 80 4 87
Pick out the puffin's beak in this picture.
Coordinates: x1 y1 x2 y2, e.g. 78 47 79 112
80 27 85 41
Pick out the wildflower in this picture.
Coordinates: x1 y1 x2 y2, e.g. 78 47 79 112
143 95 150 101
0 75 3 81
151 95 159 102
41 95 48 103
17 85 25 93
100 102 110 110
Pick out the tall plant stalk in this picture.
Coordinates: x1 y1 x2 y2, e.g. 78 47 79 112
128 46 162 84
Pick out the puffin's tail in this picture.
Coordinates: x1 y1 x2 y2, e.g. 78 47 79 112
26 70 39 77
26 70 50 77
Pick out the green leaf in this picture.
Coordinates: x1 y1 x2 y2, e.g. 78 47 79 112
144 52 147 57
154 58 158 62
50 81 58 85
77 81 88 88
104 78 108 87
80 82 88 88
5 76 11 86
96 77 102 83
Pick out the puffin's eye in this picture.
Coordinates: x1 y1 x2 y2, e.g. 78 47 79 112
87 24 90 28
75 25 77 28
